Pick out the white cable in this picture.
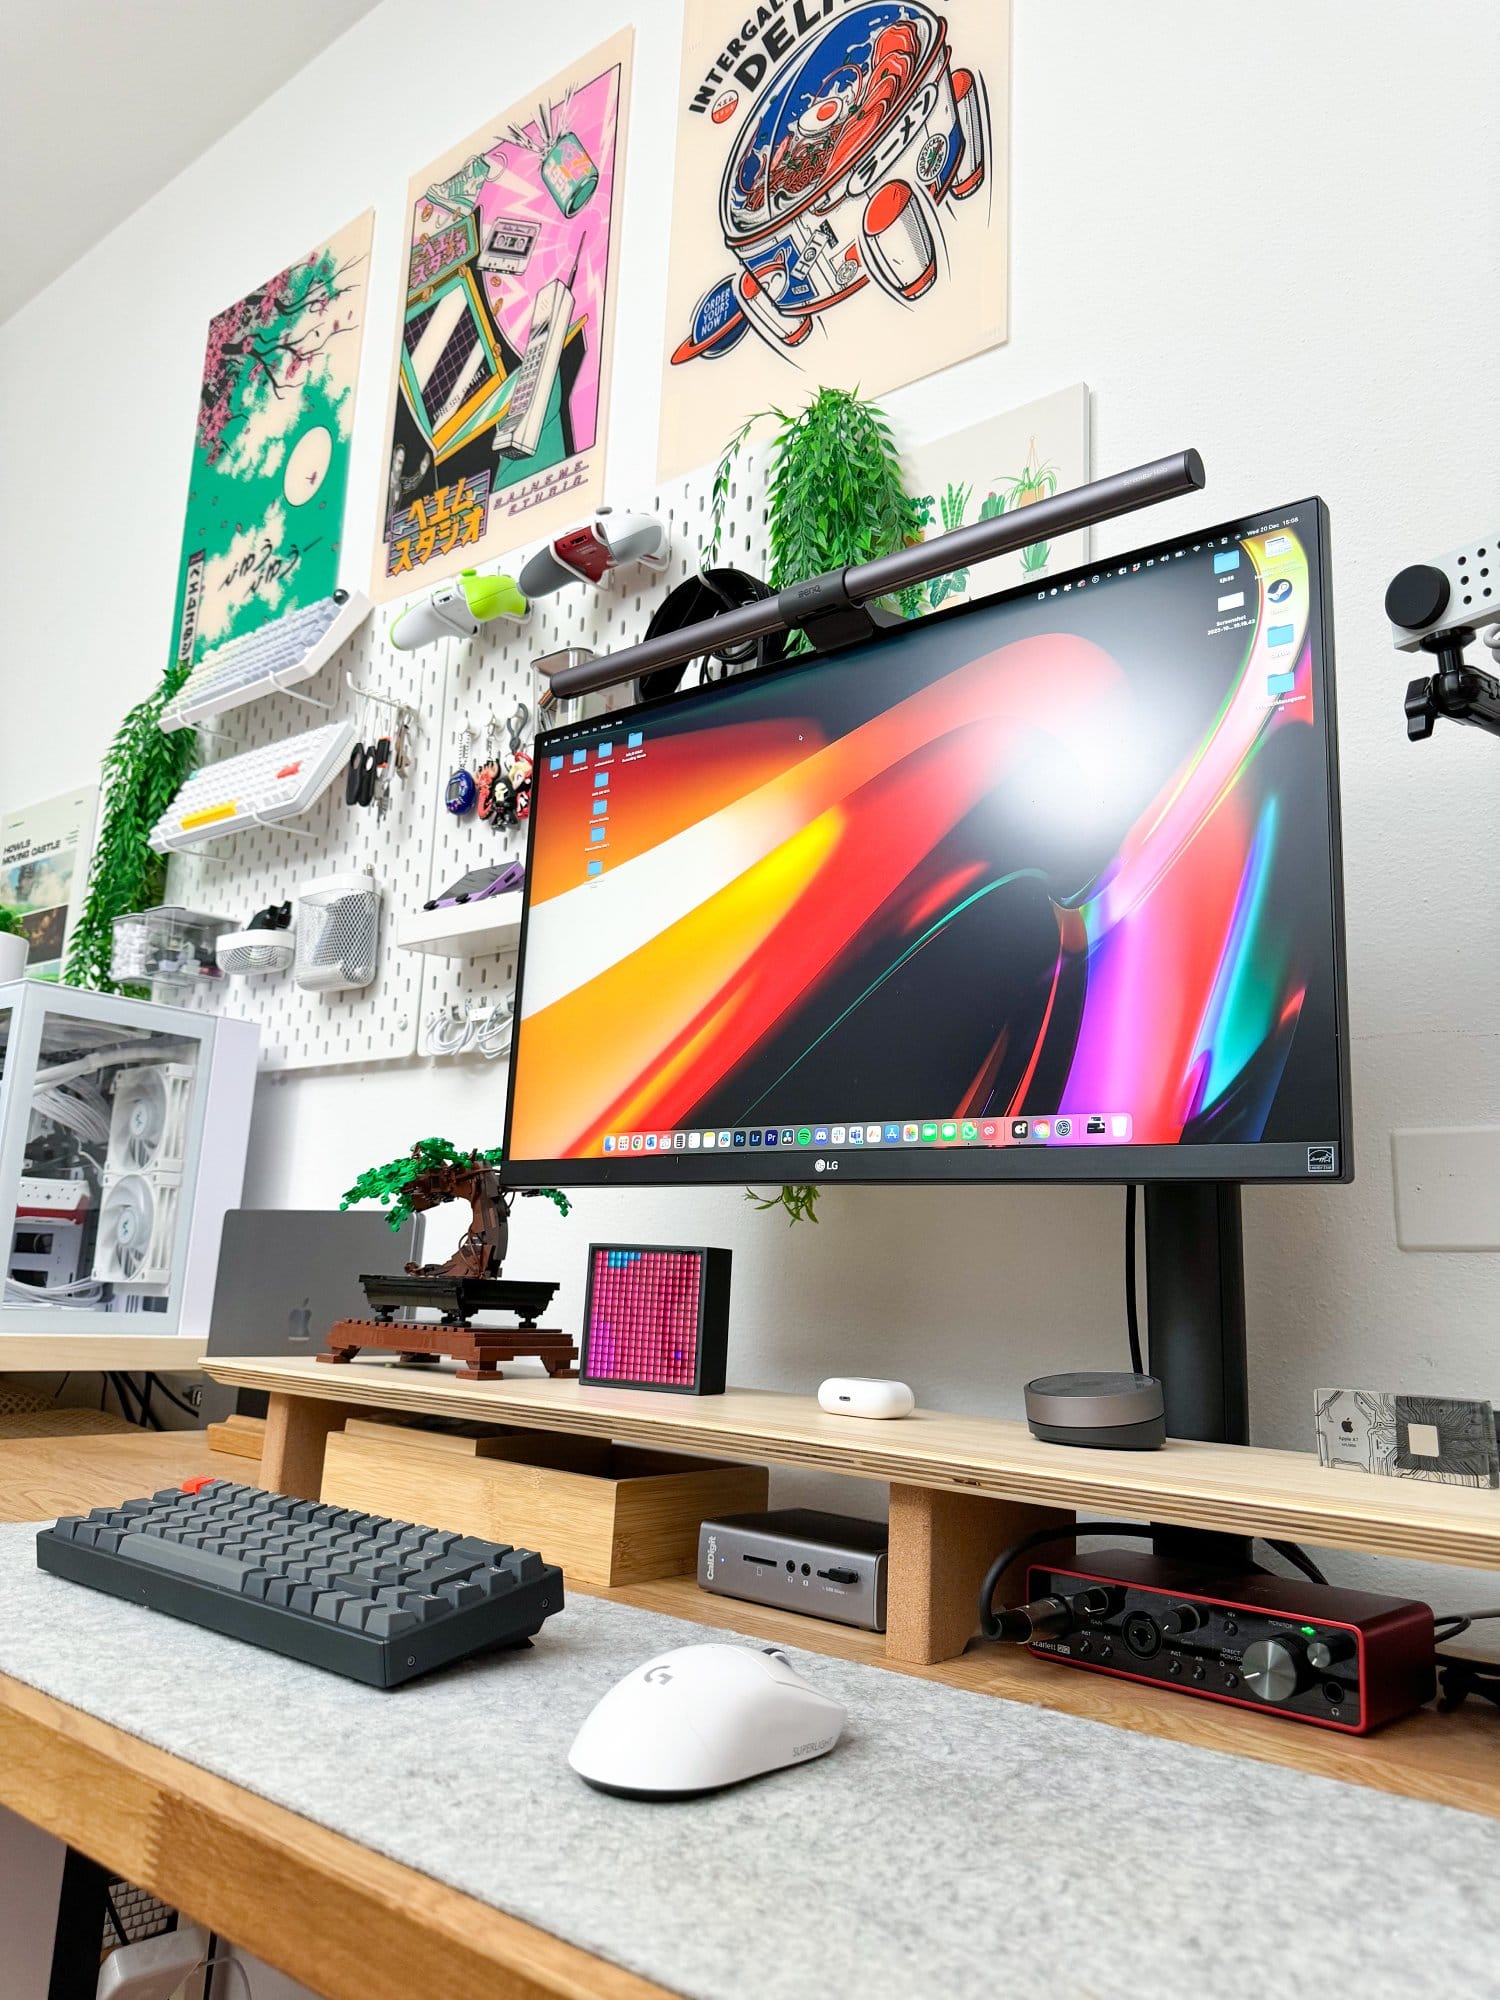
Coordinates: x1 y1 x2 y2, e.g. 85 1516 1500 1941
472 995 515 1060
422 1005 474 1057
204 1950 257 1999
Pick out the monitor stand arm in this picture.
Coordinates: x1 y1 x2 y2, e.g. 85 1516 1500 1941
1143 1183 1254 1571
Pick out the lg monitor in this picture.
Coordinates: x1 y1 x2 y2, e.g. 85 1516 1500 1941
503 498 1349 1195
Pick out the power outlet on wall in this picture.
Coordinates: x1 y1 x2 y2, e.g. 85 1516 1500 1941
1391 1127 1500 1251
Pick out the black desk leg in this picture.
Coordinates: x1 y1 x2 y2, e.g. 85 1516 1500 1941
48 1845 112 2000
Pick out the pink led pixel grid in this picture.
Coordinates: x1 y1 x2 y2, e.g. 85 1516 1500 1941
584 1247 702 1386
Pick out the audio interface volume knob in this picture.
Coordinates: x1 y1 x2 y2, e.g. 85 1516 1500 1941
1241 1634 1308 1704
1306 1631 1355 1672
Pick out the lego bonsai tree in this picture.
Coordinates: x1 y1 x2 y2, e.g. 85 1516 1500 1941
340 1138 569 1281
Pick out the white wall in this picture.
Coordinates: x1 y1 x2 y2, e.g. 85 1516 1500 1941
2 0 1498 1608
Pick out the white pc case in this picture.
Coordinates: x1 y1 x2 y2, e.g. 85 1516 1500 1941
0 982 257 1340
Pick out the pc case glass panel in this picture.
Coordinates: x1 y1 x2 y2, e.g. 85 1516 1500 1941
504 499 1349 1188
0 984 216 1333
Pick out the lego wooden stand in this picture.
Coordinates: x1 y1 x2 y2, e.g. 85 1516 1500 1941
320 1318 578 1380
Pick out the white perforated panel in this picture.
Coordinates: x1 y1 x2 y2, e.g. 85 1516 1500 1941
164 608 446 1069
417 447 774 1045
159 450 770 1071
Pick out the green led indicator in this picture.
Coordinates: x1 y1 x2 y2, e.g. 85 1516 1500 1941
1300 1624 1318 1637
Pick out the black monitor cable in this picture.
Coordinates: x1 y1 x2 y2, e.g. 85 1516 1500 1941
977 1523 1333 1642
143 1371 200 1421
1433 1607 1500 1644
1124 1184 1144 1375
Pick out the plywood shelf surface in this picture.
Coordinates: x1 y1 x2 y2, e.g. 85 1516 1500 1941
0 1336 209 1372
204 1357 1500 1571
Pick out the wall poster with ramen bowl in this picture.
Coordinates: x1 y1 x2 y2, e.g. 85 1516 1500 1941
659 2 1010 482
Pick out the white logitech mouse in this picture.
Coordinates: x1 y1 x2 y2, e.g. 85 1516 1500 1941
568 1642 846 1798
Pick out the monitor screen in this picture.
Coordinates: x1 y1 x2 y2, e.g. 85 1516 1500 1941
504 497 1349 1186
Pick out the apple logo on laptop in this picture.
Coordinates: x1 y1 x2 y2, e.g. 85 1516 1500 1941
1340 1417 1354 1434
287 1300 313 1344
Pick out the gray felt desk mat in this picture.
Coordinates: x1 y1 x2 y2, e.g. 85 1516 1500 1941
1 1522 1496 2000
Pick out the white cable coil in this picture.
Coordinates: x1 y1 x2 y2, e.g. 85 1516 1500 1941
421 994 514 1060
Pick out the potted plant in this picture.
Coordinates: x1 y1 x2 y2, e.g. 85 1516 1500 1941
0 904 29 984
709 386 923 1220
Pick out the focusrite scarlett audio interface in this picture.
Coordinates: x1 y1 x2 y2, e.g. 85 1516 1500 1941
1022 1551 1435 1733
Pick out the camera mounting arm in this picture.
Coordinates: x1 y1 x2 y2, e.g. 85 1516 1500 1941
1386 535 1500 742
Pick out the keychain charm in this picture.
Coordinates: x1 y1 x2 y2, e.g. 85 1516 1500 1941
445 726 477 815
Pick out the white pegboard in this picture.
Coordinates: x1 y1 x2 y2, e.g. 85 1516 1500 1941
414 446 775 1045
156 447 768 1071
163 606 447 1070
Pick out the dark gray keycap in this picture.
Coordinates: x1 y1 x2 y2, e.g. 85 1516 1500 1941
453 1536 513 1563
437 1581 486 1612
501 1550 544 1584
120 1533 253 1591
365 1605 418 1639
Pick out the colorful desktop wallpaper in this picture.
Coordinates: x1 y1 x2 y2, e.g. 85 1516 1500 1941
508 516 1342 1165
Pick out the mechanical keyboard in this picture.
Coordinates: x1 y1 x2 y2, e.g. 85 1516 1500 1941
160 590 371 732
148 719 356 850
36 1479 565 1687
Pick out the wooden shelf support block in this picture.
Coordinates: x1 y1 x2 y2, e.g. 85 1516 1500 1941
260 1391 359 1499
885 1483 1073 1666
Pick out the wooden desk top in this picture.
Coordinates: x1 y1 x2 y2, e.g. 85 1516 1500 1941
0 1336 208 1372
207 1357 1500 1571
2 1431 1495 2000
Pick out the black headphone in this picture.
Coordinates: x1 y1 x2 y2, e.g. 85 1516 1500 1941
635 568 787 704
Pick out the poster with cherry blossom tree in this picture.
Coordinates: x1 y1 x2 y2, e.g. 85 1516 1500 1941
165 210 374 674
369 29 632 603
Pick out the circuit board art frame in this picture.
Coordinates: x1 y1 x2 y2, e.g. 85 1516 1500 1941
370 28 633 603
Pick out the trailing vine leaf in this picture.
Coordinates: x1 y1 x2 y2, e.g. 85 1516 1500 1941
64 667 198 993
745 1184 820 1225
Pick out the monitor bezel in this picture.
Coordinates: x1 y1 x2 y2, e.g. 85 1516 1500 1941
502 495 1352 1189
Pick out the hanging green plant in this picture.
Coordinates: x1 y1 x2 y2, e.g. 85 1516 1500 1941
706 386 925 1222
705 386 925 654
63 665 198 992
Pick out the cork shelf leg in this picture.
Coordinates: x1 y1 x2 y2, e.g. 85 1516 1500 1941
885 1484 1074 1665
259 1392 358 1500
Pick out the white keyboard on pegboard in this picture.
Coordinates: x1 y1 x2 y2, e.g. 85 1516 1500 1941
149 720 356 851
160 591 370 731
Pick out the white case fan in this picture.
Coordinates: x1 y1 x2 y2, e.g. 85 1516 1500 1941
105 1063 194 1175
92 1172 180 1290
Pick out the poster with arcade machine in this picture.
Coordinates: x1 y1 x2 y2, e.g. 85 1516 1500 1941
166 211 374 676
659 2 1009 483
370 29 633 604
